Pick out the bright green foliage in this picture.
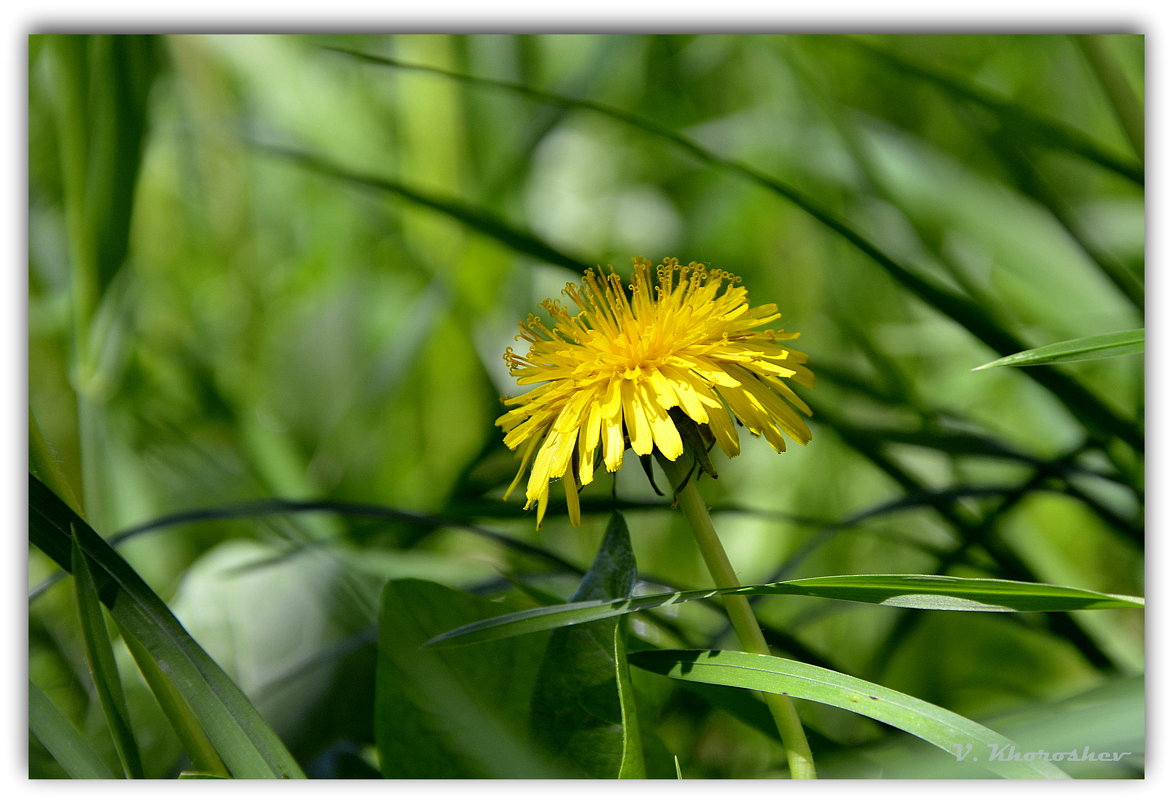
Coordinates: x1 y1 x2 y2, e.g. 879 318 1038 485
973 329 1144 370
29 33 1143 779
629 650 1069 779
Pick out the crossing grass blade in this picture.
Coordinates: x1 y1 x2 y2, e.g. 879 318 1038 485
426 574 1142 649
259 144 595 275
29 678 118 779
71 533 144 778
29 476 305 779
973 329 1144 371
628 649 1070 780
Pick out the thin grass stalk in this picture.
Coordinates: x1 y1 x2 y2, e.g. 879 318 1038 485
659 456 817 779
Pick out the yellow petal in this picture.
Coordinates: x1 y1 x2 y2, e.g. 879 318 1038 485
641 382 683 460
621 379 653 455
564 469 581 527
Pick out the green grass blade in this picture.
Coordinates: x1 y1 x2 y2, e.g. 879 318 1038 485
973 329 1144 371
259 144 594 274
71 533 144 778
29 678 118 779
628 649 1070 779
30 476 305 779
119 624 230 778
426 574 1142 648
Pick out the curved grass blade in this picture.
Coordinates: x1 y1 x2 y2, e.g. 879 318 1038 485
259 144 594 275
71 533 144 778
973 329 1144 371
30 476 305 779
628 649 1069 780
29 678 118 779
326 46 1142 451
30 497 585 602
426 574 1142 649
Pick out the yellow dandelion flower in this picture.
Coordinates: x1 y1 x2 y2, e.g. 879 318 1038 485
497 257 814 527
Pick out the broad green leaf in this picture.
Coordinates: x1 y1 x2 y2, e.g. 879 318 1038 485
629 650 1069 780
29 476 305 779
375 578 561 778
529 513 644 778
973 329 1144 371
426 574 1143 648
71 534 144 778
29 679 118 779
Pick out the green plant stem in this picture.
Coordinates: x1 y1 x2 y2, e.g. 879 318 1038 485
659 456 817 779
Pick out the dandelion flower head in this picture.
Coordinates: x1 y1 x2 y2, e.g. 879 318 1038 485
497 257 813 527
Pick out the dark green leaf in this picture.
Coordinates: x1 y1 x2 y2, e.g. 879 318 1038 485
529 513 644 778
29 679 118 779
71 533 144 778
374 578 561 778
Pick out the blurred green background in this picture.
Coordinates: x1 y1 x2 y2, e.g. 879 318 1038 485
29 33 1143 778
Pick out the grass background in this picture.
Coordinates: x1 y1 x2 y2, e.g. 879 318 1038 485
28 33 1143 778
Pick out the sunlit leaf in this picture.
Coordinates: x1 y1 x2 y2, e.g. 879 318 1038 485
629 649 1069 780
973 330 1144 371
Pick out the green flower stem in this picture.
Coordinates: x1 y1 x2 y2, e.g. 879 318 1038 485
659 456 817 779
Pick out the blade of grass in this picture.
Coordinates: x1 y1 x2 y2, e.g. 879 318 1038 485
973 329 1144 371
30 476 305 779
29 678 118 779
628 649 1070 780
259 144 594 274
71 532 144 778
44 35 163 530
425 574 1141 649
119 625 230 778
